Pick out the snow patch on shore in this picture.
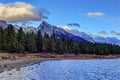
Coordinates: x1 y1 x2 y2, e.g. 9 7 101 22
0 68 30 80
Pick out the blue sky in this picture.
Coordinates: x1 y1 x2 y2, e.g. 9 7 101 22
0 0 120 38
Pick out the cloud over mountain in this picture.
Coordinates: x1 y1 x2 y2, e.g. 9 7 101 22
99 31 108 35
111 30 120 35
67 23 80 27
0 2 48 22
58 26 73 30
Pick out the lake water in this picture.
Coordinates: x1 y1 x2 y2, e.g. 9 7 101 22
21 59 120 80
1 59 120 80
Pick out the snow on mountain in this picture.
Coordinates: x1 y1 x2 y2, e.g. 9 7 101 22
38 21 87 42
0 20 38 34
38 21 71 36
38 21 54 36
14 25 38 33
106 37 120 45
23 26 38 34
92 36 120 46
60 26 120 45
0 20 120 45
58 26 72 30
59 26 94 42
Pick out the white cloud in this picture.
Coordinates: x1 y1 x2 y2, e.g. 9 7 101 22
0 2 47 22
83 12 105 17
58 26 73 30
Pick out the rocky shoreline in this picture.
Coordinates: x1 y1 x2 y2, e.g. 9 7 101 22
0 58 46 73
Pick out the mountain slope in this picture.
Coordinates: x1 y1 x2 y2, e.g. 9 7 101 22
61 28 94 42
60 26 120 46
38 21 88 42
14 25 38 33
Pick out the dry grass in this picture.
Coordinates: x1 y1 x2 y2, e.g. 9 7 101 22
0 53 120 61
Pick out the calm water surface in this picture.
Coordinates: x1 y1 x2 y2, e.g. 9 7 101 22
22 59 120 80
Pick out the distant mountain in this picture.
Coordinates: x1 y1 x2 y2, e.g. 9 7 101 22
0 20 120 45
14 25 38 34
0 20 38 34
60 26 120 46
91 36 120 46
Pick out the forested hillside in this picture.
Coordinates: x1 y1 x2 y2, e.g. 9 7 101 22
0 24 120 55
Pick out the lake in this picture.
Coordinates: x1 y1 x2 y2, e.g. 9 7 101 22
21 59 120 80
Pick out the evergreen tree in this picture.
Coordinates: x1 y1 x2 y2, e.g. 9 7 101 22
3 25 19 52
42 33 50 52
55 39 64 54
0 27 3 50
36 30 43 52
73 42 79 55
0 24 120 55
17 27 25 53
50 32 57 53
25 32 37 53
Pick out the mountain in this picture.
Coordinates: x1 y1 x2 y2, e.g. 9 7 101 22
91 36 120 46
60 26 120 46
38 21 87 42
14 25 38 34
0 20 87 42
61 28 94 42
0 20 120 45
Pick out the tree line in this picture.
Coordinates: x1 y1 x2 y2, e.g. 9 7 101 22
0 24 120 55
